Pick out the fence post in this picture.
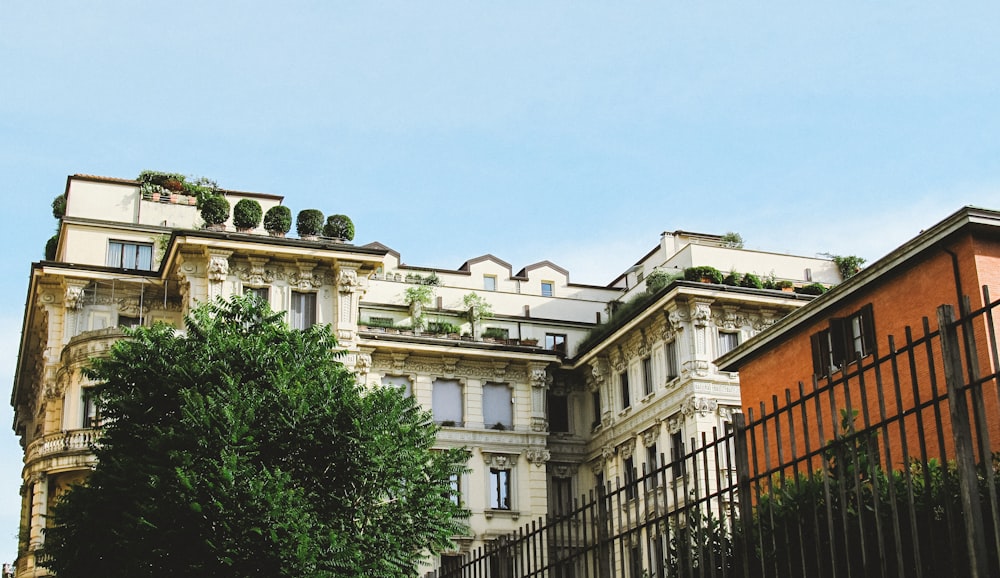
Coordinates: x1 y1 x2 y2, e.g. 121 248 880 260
733 412 753 578
937 304 989 578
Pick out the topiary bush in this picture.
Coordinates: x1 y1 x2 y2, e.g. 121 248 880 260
323 214 355 241
296 209 324 238
200 195 230 227
740 273 763 289
263 205 292 236
232 199 263 231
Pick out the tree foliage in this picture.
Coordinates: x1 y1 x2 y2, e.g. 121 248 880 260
46 295 468 578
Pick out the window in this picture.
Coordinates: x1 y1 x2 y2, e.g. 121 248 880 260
592 390 602 429
449 473 461 506
381 375 412 397
624 456 636 499
647 443 659 487
118 315 141 328
670 430 685 478
440 555 462 574
484 275 497 291
629 544 643 578
664 340 679 381
551 476 573 515
432 378 463 426
82 388 101 428
619 371 631 409
483 382 513 430
245 286 269 304
545 333 567 353
107 240 153 270
541 281 554 297
642 357 654 396
290 291 316 330
548 393 569 433
718 331 739 355
489 468 511 509
811 304 876 376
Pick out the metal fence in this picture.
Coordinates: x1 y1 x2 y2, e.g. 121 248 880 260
432 288 1000 578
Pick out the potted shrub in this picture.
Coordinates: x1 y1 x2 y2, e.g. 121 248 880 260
263 205 292 237
683 266 723 284
200 195 230 231
722 270 742 286
296 209 324 240
740 273 763 289
323 214 355 241
796 282 828 296
645 268 671 293
776 280 795 292
232 199 263 233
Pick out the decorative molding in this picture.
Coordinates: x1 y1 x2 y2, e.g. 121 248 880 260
483 452 519 469
641 426 659 448
492 361 509 380
529 365 551 389
618 439 635 460
681 396 719 417
666 415 683 434
525 449 551 467
337 268 362 294
207 249 233 283
64 280 89 310
689 299 713 327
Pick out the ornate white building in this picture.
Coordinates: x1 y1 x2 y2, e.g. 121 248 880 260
11 174 839 577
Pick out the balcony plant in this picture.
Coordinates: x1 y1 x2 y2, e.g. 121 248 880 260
52 194 66 219
296 209 324 240
200 195 230 231
232 199 263 232
645 268 671 293
740 273 764 289
796 282 828 296
404 285 434 333
463 292 493 340
263 205 292 237
323 214 355 241
776 280 794 292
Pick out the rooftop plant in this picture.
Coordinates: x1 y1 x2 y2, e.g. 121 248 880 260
796 282 828 295
52 194 66 219
720 231 744 248
740 272 764 289
828 254 866 280
645 268 672 293
684 266 724 284
200 195 230 227
323 214 355 241
232 199 263 231
263 205 292 236
296 209 324 238
136 170 219 205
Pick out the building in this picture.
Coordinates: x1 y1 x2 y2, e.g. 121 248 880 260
11 174 838 577
719 205 1000 469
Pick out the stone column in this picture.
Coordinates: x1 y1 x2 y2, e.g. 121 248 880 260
28 473 47 549
336 262 365 343
528 363 551 433
206 249 233 301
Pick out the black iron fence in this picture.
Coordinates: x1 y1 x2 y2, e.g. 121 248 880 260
432 288 1000 578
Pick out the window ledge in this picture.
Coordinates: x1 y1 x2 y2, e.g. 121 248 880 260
484 509 519 521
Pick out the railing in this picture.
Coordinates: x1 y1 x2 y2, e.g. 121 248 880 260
25 429 100 463
432 288 1000 578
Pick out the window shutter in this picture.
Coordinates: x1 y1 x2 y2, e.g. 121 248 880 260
810 332 824 376
860 303 876 355
829 318 847 364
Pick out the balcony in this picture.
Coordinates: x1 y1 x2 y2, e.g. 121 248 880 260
25 428 101 465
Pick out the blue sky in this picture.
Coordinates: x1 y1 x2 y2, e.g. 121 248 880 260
2 0 1000 563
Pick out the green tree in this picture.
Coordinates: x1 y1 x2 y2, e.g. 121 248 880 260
46 295 467 578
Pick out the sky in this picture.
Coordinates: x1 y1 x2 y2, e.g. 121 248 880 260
2 0 1000 563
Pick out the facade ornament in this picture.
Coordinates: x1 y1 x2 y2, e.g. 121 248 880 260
718 405 742 422
548 463 579 478
289 261 321 290
442 356 459 376
529 365 551 389
618 439 635 460
525 449 551 467
530 417 548 432
391 352 409 371
641 426 659 448
590 458 605 476
713 305 747 330
492 361 508 380
588 358 608 391
338 268 361 294
690 299 713 327
64 280 88 310
207 249 232 283
601 445 615 462
666 415 683 434
355 352 372 374
681 396 719 417
237 256 273 286
483 452 518 469
752 309 778 331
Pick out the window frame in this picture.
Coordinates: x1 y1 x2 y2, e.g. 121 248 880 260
290 291 317 330
811 303 876 376
664 339 679 381
545 333 567 354
642 356 654 396
482 382 513 430
483 275 497 291
541 281 554 297
489 467 512 510
619 370 631 409
432 378 464 427
718 331 740 356
547 392 570 433
107 240 154 271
